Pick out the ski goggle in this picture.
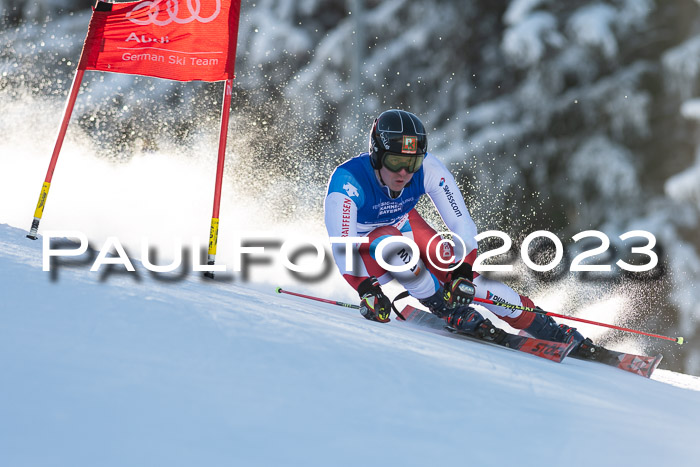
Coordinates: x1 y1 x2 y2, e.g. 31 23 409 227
381 152 424 173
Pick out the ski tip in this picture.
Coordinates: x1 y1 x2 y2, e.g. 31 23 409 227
275 287 282 293
677 336 685 345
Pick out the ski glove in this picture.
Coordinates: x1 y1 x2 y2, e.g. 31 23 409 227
444 262 476 308
357 276 391 323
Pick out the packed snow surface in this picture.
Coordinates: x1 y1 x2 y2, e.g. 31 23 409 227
1 223 700 467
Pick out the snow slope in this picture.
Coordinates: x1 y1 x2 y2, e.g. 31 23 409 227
1 223 700 467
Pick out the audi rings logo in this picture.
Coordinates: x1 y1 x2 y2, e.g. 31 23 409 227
126 0 221 26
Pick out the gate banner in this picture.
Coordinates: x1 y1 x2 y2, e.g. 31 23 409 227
78 0 241 82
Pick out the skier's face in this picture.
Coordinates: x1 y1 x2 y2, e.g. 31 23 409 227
379 165 413 191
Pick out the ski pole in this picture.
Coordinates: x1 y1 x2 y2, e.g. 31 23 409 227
276 287 406 320
473 296 685 345
276 287 359 309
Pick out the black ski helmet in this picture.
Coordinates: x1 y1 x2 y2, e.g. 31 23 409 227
368 109 427 170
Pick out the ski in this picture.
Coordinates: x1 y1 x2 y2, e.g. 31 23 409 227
571 344 663 378
400 305 575 363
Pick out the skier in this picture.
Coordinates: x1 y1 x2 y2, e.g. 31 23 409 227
324 109 595 353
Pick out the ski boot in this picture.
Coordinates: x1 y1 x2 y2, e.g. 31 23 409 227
523 312 585 349
472 318 508 343
419 287 484 328
572 337 607 361
446 309 507 343
419 287 457 319
419 288 505 342
445 307 485 334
